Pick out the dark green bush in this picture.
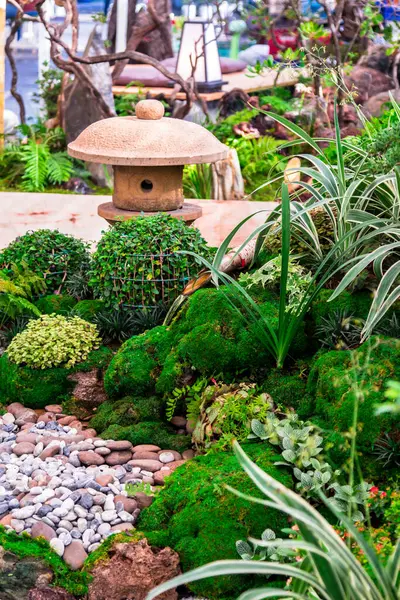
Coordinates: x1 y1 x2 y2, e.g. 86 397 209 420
0 346 113 408
72 299 105 322
35 294 77 315
139 443 291 599
0 230 91 293
90 214 209 308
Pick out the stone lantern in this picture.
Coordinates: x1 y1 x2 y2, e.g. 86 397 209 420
67 99 228 225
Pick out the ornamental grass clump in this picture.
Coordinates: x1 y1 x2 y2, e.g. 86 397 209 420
7 314 101 369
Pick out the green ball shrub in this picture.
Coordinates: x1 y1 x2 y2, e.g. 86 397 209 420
71 299 105 322
0 230 91 293
35 294 77 315
7 314 101 369
0 346 112 408
307 336 400 451
90 214 210 308
139 443 292 599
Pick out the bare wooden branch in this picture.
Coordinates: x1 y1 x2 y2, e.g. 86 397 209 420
4 5 26 124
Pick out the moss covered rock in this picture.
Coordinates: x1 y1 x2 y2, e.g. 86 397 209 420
34 294 77 315
0 346 113 408
139 443 291 599
310 289 372 328
105 288 308 400
100 422 190 453
90 396 164 432
307 336 400 451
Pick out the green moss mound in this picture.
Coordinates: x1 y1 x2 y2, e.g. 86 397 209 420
0 527 90 596
307 336 400 451
101 422 190 453
90 396 164 432
105 288 308 400
310 289 372 328
35 294 77 315
139 443 291 599
0 346 113 408
262 367 309 413
72 299 105 322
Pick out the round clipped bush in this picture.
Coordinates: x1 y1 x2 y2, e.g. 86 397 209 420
0 230 91 293
7 314 101 369
89 214 209 308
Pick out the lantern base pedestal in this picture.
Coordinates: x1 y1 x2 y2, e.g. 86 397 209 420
98 201 203 226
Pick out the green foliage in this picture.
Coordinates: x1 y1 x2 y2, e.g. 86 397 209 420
166 377 208 421
236 527 295 564
0 262 45 325
191 382 274 450
182 163 213 200
100 422 190 453
139 443 292 599
239 256 313 313
7 314 101 369
315 309 363 350
0 346 112 408
93 304 166 344
0 527 91 596
0 229 91 293
72 299 105 322
258 94 293 114
262 367 309 413
33 64 63 121
89 395 164 433
35 294 77 315
209 108 259 142
147 442 400 600
90 214 209 308
0 123 73 191
307 337 400 451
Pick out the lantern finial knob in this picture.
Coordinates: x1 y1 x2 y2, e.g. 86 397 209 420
135 99 165 120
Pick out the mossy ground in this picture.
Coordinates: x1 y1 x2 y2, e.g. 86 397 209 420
0 346 113 408
138 442 292 599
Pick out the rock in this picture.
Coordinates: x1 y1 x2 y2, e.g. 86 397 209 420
63 541 88 570
39 445 61 460
44 405 63 414
12 506 36 519
13 442 35 456
110 522 134 532
0 546 53 600
95 474 113 487
132 451 160 461
128 459 162 472
364 89 400 117
67 369 108 408
105 451 132 466
158 452 175 464
28 586 76 600
88 538 181 600
81 428 97 438
2 413 15 425
182 449 194 460
134 492 154 509
78 451 105 466
31 522 57 542
106 441 132 451
167 460 186 472
132 444 161 453
113 495 137 514
170 416 186 428
57 416 76 426
7 403 26 418
154 470 170 485
49 538 65 557
15 410 38 426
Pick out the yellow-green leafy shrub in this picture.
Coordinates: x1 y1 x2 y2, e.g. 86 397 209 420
7 314 101 369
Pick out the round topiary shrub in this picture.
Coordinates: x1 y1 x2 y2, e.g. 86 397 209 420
139 443 292 599
89 214 209 308
7 314 101 369
0 230 91 293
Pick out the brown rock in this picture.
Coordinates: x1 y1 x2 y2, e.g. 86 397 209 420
106 440 132 451
38 413 57 424
20 422 36 430
31 521 57 542
128 459 162 472
95 474 114 487
28 586 76 600
113 495 138 513
67 369 107 408
44 405 63 414
81 428 97 438
0 514 12 526
57 416 77 426
182 449 195 460
7 402 26 417
132 451 160 461
167 460 186 472
154 470 170 485
40 445 61 460
63 540 88 570
69 420 83 431
13 442 35 456
134 492 154 509
88 538 181 600
105 451 132 466
170 416 186 428
78 451 105 466
132 444 160 453
16 433 37 444
16 410 38 425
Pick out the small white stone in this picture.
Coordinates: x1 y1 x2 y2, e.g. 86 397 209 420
159 452 175 464
101 510 117 522
50 538 65 557
10 519 25 533
3 413 15 425
77 518 88 533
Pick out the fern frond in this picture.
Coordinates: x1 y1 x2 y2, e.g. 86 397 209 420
47 152 74 184
0 294 40 320
20 140 50 191
0 278 27 297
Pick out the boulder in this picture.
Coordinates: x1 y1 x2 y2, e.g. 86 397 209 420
0 546 53 600
88 539 181 600
28 588 75 600
364 89 400 117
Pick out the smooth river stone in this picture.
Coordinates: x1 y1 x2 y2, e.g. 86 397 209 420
105 451 132 466
127 459 163 472
78 451 105 466
13 442 35 456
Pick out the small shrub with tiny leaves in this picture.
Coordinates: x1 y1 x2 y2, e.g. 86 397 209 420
0 230 91 293
90 214 209 308
7 314 101 369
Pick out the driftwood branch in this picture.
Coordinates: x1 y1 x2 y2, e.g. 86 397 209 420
5 5 26 124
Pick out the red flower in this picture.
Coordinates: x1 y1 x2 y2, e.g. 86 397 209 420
380 492 387 498
370 486 379 495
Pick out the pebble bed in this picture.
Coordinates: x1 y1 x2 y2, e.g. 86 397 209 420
0 402 192 570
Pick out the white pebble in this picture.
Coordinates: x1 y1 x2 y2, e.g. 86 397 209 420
50 538 65 557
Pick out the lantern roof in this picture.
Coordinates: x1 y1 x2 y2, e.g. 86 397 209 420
68 99 228 166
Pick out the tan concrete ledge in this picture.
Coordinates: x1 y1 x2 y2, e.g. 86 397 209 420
0 192 278 249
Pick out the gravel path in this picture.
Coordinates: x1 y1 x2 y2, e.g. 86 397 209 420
0 402 193 570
